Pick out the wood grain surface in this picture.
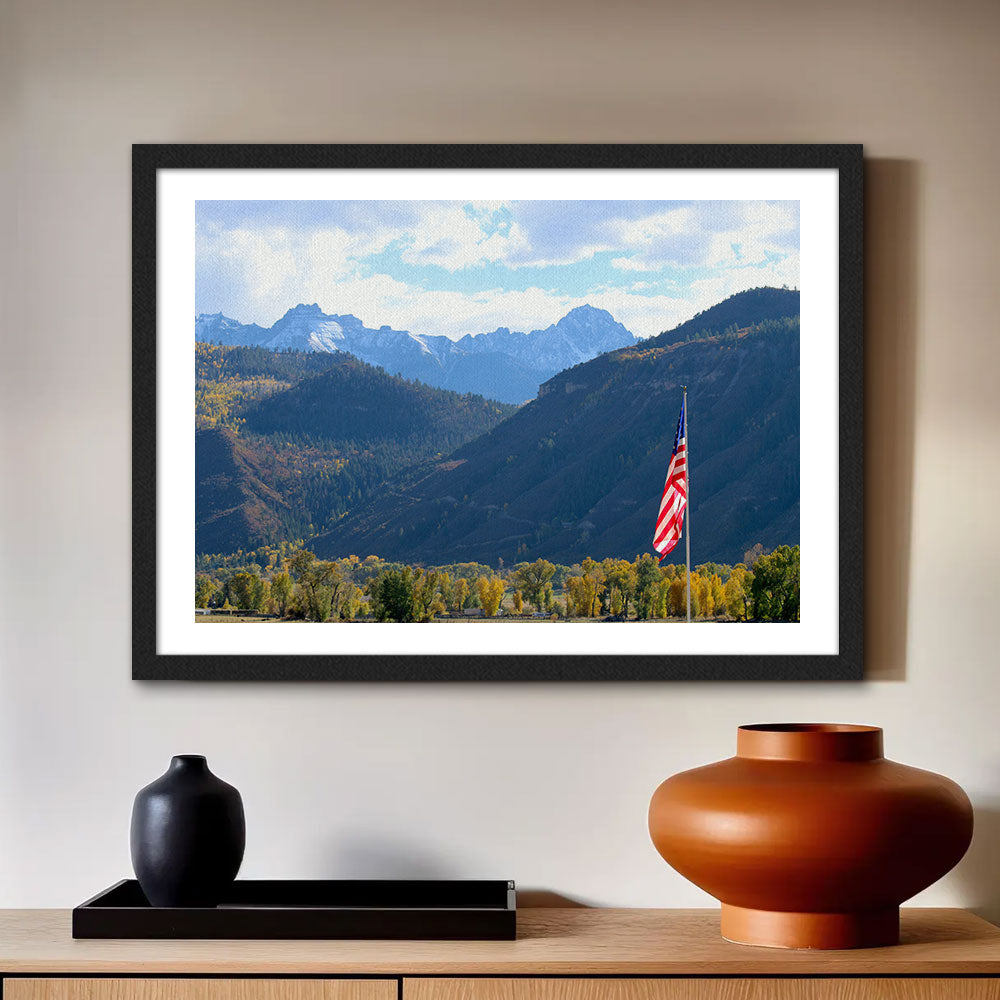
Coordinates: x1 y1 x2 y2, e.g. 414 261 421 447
4 982 394 1000
405 979 1000 1000
0 909 997 975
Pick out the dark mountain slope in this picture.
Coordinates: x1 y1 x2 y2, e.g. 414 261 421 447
308 295 799 567
196 427 293 556
243 355 514 449
195 348 515 556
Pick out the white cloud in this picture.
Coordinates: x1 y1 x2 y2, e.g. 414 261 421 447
611 256 658 273
687 254 800 304
400 204 531 272
304 223 399 279
613 206 695 243
196 200 800 339
609 201 799 273
215 227 297 301
197 221 405 324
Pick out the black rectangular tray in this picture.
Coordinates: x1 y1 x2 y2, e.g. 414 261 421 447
73 879 516 940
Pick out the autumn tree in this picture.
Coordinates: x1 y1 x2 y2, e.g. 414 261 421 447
690 572 725 618
602 558 637 619
668 571 700 618
412 568 445 622
511 559 556 612
724 566 753 621
710 574 725 617
476 576 505 617
564 576 584 617
566 558 605 617
695 573 714 618
270 571 293 616
227 572 267 612
438 571 454 611
582 558 606 616
634 553 661 620
194 575 217 609
300 562 335 622
453 577 469 611
333 581 362 621
608 587 624 616
654 575 671 618
512 590 524 614
286 548 316 581
288 559 356 622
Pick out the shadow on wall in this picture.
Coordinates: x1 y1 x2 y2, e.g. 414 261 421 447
864 158 921 682
953 803 1000 926
325 832 589 907
328 833 458 878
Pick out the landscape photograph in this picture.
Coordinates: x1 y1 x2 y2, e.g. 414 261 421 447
193 198 801 627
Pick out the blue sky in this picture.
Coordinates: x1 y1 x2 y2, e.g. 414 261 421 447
196 199 799 340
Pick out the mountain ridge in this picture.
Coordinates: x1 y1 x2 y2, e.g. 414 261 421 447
195 303 637 404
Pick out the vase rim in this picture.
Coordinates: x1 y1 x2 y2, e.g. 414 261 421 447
170 754 209 766
737 723 884 761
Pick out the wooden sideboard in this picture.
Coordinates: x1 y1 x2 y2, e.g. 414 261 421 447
1 909 999 1000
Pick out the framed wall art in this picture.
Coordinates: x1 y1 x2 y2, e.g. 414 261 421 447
133 144 863 681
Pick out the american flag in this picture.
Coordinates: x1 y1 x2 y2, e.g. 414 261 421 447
653 396 687 559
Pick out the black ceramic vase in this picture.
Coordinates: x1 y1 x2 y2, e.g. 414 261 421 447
130 755 245 907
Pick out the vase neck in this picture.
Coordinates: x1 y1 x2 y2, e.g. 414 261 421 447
737 724 883 762
169 754 209 773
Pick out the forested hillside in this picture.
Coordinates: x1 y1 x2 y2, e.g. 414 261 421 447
195 344 515 555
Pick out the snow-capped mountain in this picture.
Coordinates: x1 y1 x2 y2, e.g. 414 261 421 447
194 312 269 346
194 303 637 404
456 306 636 371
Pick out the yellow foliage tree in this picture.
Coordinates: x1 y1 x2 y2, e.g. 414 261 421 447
580 557 606 617
654 577 671 618
511 558 556 612
668 572 701 618
438 571 454 610
269 572 293 616
194 574 217 609
724 566 752 621
476 576 505 617
696 574 714 618
566 568 602 618
608 587 624 616
602 558 637 618
710 574 725 618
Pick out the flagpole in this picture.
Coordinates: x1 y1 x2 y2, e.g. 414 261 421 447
684 385 691 623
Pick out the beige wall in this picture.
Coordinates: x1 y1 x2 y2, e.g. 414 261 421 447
3 0 1000 912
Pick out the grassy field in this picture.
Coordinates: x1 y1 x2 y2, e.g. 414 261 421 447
195 613 711 624
195 613 282 623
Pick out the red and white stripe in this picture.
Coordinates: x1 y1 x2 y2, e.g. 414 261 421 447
653 435 687 558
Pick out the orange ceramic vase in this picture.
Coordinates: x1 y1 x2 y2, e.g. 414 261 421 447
648 724 973 950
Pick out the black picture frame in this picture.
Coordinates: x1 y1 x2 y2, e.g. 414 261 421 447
133 143 863 682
